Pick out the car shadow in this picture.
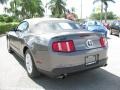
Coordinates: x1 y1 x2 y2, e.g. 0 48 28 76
12 53 120 90
32 69 120 90
12 52 25 69
107 37 111 39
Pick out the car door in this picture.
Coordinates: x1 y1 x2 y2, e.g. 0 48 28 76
13 21 29 55
111 21 116 30
110 21 117 34
113 21 120 34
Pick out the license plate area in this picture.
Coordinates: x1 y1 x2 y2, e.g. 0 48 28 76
85 55 98 66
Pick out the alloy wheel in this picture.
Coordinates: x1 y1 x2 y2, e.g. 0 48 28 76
25 53 33 74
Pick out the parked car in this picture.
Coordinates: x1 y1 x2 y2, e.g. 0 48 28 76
110 20 120 37
7 18 108 78
82 20 108 37
103 22 110 30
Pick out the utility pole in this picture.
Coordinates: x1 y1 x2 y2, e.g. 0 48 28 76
45 0 48 17
100 2 103 22
80 0 82 19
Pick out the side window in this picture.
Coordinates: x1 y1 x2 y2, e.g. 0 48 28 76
115 21 120 26
112 21 117 25
17 21 29 31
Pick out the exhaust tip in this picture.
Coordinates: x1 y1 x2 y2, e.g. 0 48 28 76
57 74 68 79
104 64 107 67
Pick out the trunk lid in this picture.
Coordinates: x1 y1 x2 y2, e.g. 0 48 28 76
50 30 105 51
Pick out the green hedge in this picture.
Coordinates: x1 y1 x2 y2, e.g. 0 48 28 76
0 14 20 23
0 22 19 34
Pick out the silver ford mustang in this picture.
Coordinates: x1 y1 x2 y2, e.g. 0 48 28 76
7 18 108 78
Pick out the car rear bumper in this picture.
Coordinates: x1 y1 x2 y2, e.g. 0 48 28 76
38 58 107 77
52 58 107 74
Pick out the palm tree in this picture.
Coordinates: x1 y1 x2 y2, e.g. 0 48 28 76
93 0 115 22
5 0 22 17
48 0 66 18
20 0 44 18
7 0 44 19
0 0 8 4
29 0 44 17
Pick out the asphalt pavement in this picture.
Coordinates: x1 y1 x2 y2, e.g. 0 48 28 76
0 34 120 90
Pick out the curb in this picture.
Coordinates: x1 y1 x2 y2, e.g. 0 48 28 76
0 34 6 37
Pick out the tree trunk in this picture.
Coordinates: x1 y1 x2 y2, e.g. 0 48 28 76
104 6 108 23
100 2 103 22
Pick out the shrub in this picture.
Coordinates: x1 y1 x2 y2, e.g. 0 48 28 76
0 22 19 34
0 14 20 23
90 12 118 20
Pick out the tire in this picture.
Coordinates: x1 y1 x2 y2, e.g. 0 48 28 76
118 31 120 37
110 29 112 35
25 49 40 78
7 39 13 53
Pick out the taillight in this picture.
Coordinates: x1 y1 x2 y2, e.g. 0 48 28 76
52 40 75 52
99 37 107 47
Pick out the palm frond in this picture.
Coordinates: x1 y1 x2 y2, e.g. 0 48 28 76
93 0 101 4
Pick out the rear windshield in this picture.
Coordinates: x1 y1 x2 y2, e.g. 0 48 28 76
58 22 81 29
87 21 102 26
31 22 81 33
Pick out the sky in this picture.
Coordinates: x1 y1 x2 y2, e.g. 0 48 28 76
0 0 120 18
65 0 120 18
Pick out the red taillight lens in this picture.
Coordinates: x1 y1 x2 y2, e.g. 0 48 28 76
99 37 107 47
52 40 75 52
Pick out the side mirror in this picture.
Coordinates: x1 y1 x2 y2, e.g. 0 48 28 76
11 28 17 31
11 27 23 32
